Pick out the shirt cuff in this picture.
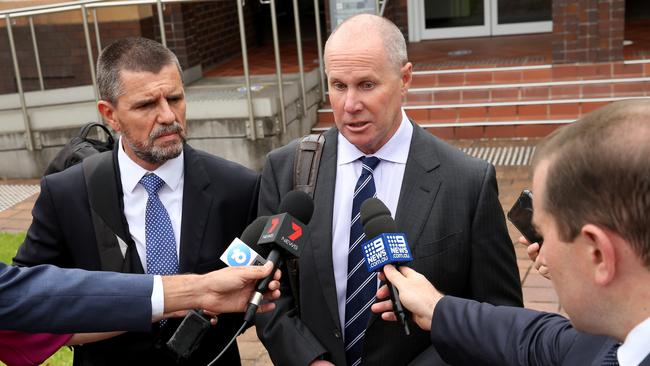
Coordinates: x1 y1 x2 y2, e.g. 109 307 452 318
151 275 165 321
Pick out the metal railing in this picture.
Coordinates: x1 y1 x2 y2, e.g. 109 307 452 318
1 0 327 148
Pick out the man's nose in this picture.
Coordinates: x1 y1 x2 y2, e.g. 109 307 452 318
343 90 363 114
157 99 175 124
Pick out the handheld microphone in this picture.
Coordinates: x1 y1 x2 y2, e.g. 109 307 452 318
220 216 270 267
243 190 313 324
166 216 270 359
360 198 413 336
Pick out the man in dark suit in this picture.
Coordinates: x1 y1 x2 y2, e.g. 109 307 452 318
13 37 259 365
255 14 522 365
372 100 650 366
0 262 280 333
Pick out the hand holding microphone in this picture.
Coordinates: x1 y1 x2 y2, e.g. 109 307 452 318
371 264 443 332
243 190 313 324
359 198 413 336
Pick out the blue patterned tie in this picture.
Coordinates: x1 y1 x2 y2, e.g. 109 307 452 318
344 156 381 366
601 343 621 366
140 173 179 276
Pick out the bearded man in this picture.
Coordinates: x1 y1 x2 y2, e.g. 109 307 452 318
13 37 260 366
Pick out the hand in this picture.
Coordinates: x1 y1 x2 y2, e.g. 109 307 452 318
161 262 281 316
518 236 550 279
370 265 442 331
197 262 282 314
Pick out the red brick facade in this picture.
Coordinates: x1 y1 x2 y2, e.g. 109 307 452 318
0 1 257 95
552 0 625 63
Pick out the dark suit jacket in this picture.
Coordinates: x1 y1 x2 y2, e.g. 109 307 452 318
255 124 523 365
13 144 260 366
431 296 650 366
0 263 152 333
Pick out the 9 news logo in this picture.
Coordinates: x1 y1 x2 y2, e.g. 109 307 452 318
225 243 252 266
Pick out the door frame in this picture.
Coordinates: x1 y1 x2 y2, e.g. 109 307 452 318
408 0 551 42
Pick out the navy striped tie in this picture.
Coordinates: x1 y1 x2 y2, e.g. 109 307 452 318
344 156 380 366
601 343 621 366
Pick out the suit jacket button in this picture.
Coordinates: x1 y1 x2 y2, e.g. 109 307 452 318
333 329 341 339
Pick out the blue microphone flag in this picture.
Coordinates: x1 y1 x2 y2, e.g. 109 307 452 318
362 233 413 272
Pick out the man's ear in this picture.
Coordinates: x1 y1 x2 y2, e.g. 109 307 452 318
581 224 617 286
97 101 119 132
400 62 413 94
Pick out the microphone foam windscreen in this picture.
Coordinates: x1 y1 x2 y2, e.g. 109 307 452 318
241 216 272 257
360 197 391 226
278 190 314 224
363 215 398 238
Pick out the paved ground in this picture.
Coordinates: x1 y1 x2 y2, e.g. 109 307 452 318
0 144 560 365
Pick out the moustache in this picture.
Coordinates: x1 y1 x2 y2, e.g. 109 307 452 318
150 122 184 139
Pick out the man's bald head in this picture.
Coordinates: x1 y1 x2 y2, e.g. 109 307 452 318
324 14 408 73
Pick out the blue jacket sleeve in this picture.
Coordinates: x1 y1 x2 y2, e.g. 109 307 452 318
0 263 153 333
430 296 580 366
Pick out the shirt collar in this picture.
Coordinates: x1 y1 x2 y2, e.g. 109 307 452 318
619 316 650 366
338 109 412 165
117 136 184 193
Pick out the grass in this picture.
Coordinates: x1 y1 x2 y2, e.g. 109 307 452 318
0 231 73 366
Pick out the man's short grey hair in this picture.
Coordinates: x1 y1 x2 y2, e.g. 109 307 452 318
326 14 408 72
97 37 182 105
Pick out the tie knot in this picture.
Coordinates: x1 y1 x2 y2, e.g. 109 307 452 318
139 173 165 195
360 156 380 173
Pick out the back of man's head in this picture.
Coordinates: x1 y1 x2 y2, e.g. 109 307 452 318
97 37 182 105
533 99 650 269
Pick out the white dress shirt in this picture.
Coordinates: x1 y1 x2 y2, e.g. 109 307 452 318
117 137 185 316
332 110 413 331
618 316 650 366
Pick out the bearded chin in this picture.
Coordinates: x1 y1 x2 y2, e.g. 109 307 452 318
128 135 185 165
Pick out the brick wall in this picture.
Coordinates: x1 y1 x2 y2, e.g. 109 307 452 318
552 0 625 63
0 2 258 96
0 19 152 95
153 1 257 72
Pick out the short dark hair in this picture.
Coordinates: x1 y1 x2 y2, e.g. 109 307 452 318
97 37 182 105
533 99 650 268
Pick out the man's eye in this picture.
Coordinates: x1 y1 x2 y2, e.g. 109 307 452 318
136 102 153 109
361 82 375 90
332 83 346 91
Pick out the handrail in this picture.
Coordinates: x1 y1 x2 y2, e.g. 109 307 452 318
5 14 35 151
0 0 103 16
313 0 326 103
1 0 321 144
268 0 287 133
236 0 256 140
292 0 307 117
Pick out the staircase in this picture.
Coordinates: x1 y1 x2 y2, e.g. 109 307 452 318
314 61 650 139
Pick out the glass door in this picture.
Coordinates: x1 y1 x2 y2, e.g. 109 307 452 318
491 0 552 35
419 0 490 40
411 0 551 41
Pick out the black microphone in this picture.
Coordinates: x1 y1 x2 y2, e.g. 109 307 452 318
360 198 413 336
166 215 272 359
242 190 313 324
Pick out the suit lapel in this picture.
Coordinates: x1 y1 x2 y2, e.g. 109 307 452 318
369 123 442 327
310 128 342 328
178 145 213 272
